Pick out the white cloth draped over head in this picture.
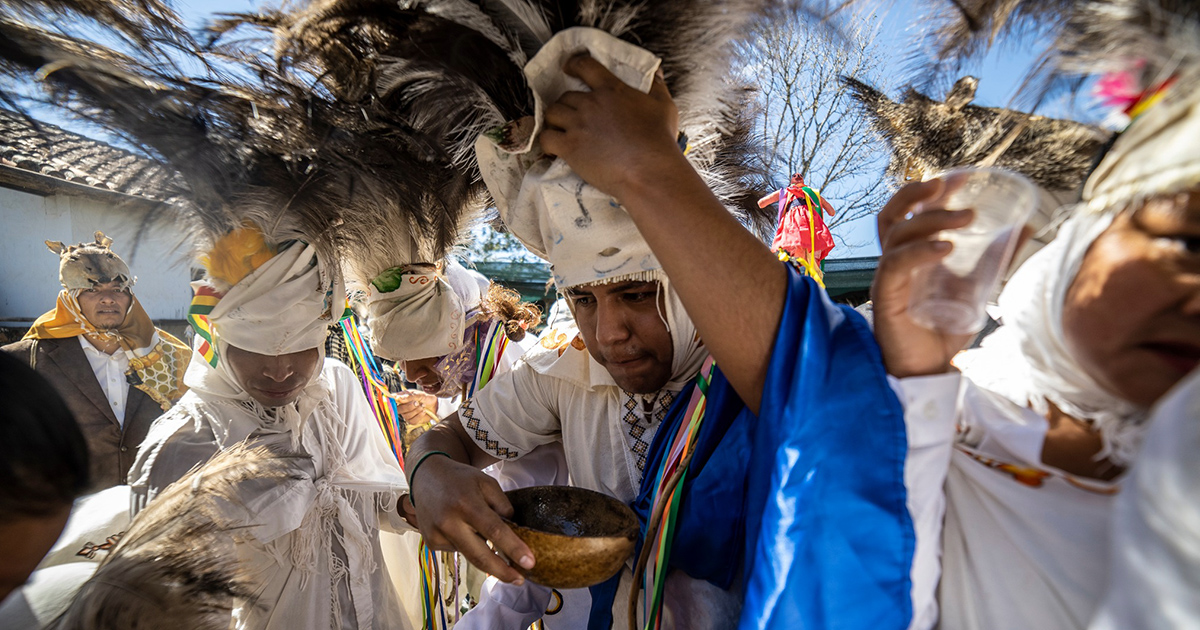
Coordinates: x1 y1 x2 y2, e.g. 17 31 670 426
958 84 1200 466
475 27 666 289
960 211 1145 465
366 261 490 361
200 241 342 359
524 275 706 393
1082 85 1200 212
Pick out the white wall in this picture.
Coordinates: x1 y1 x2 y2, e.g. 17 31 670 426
0 186 195 322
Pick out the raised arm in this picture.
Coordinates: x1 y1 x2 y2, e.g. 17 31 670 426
820 194 836 217
406 414 535 584
757 189 781 209
540 55 785 413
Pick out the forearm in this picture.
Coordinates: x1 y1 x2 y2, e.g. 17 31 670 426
614 152 786 412
407 413 498 485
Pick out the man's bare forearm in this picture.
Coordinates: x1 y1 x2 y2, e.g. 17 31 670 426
613 152 786 414
406 413 498 486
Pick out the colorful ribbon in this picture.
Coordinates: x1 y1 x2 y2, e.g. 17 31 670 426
636 356 717 630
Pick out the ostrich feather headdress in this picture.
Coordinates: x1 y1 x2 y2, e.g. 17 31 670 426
0 1 458 286
248 0 777 254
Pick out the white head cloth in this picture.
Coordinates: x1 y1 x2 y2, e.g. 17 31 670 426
960 85 1200 465
475 27 665 289
184 241 343 430
366 260 490 361
201 241 341 358
1083 85 1200 211
962 211 1145 464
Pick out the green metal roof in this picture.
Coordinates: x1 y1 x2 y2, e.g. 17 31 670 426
474 256 879 303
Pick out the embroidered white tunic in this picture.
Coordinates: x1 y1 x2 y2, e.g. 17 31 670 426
466 324 954 630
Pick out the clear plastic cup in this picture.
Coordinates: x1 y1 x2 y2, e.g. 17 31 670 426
908 167 1037 334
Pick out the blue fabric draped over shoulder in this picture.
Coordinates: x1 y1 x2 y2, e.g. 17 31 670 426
593 264 914 630
739 264 913 630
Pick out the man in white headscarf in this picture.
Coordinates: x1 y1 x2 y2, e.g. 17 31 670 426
403 30 732 628
405 29 951 630
129 227 414 630
870 71 1200 630
365 258 572 628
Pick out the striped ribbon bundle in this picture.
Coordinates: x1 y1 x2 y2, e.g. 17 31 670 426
418 319 512 630
634 357 717 630
419 540 457 630
337 315 406 465
468 321 509 398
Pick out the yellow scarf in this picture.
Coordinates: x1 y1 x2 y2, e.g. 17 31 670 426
24 291 191 410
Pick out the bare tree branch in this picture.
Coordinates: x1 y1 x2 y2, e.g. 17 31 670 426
740 10 892 247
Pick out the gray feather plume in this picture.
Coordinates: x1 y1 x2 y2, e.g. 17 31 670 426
221 0 783 284
49 443 309 630
0 3 458 274
909 0 1200 106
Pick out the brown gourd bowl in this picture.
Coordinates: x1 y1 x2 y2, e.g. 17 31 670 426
503 486 639 589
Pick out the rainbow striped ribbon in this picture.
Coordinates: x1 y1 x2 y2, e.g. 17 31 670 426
642 356 717 630
419 320 512 629
187 285 224 367
337 315 405 466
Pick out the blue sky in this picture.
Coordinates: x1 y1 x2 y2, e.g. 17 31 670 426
26 0 1104 259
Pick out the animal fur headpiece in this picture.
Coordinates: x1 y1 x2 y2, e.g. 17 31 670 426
912 0 1200 107
44 231 135 290
843 76 1111 192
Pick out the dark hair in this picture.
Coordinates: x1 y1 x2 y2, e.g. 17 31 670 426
0 351 89 520
480 283 542 342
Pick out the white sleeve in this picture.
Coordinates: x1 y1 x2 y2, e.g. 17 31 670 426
455 576 553 630
327 360 412 532
890 371 962 630
461 361 563 461
435 394 461 419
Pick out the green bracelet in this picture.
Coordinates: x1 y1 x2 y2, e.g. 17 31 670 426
407 451 451 507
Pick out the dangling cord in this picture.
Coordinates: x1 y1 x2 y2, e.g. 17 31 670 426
419 540 450 630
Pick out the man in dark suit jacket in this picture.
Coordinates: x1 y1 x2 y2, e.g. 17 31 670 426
2 232 190 491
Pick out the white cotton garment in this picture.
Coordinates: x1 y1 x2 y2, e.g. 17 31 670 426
463 279 704 504
898 373 1120 630
129 359 414 630
1090 368 1200 630
0 486 132 628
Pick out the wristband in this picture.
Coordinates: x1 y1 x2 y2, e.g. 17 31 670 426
407 450 451 506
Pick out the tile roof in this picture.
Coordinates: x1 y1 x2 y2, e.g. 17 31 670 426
0 109 174 201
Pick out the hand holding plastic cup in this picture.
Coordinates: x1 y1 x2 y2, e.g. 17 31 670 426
908 167 1037 335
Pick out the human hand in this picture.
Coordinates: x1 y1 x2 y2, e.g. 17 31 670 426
540 54 685 203
410 455 535 584
393 391 438 426
871 179 977 378
398 493 419 528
